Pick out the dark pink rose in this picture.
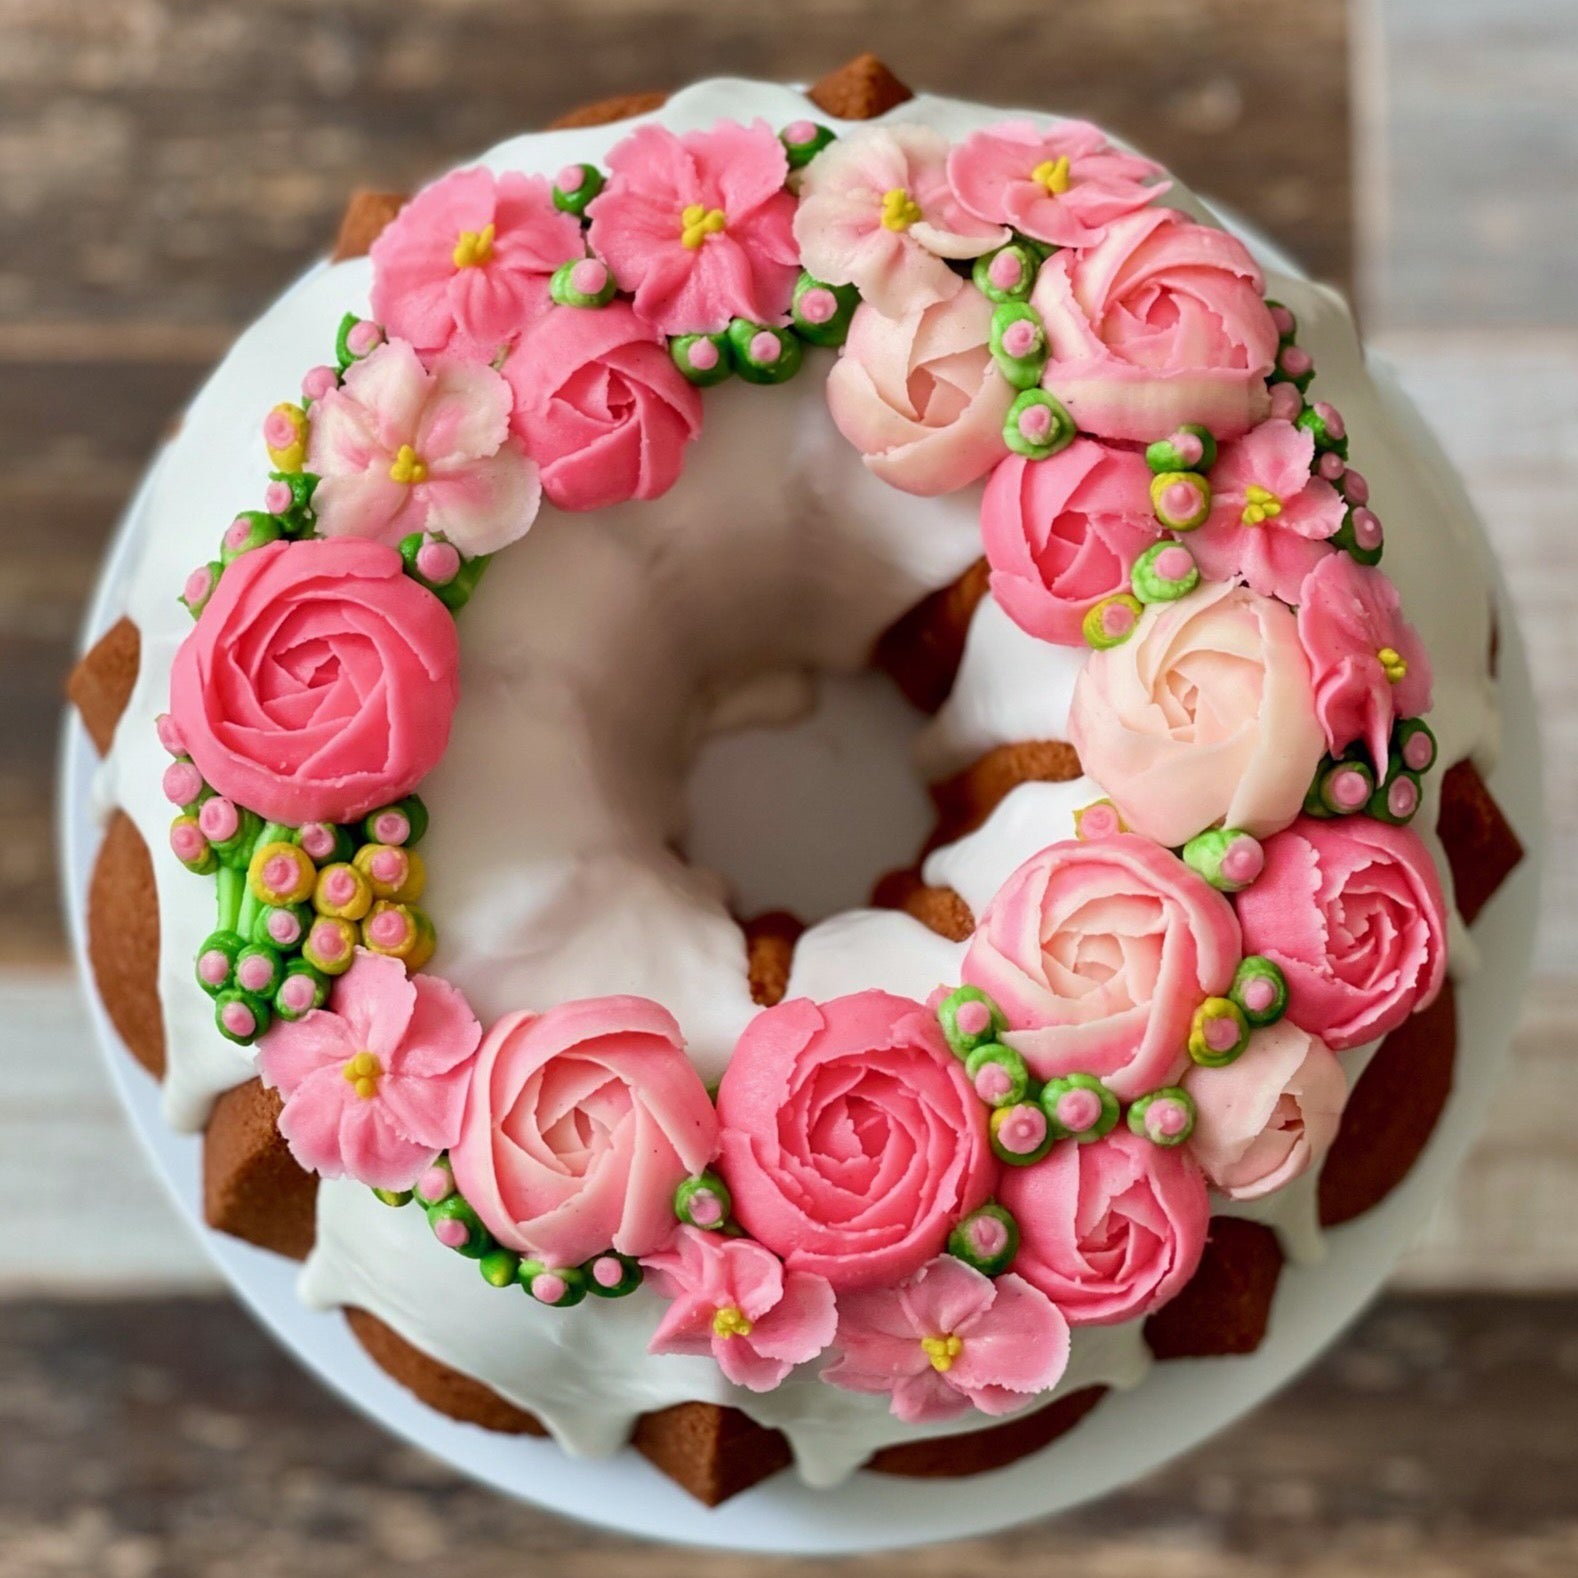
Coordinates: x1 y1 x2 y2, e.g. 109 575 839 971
1031 207 1279 442
450 995 718 1267
1000 1128 1210 1325
1234 817 1448 1051
168 538 459 825
504 301 702 511
981 440 1160 645
716 991 995 1290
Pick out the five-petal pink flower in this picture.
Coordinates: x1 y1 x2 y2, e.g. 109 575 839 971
795 124 1008 319
947 118 1168 248
642 1226 837 1391
823 1255 1070 1423
1189 420 1345 602
257 949 482 1192
586 118 800 336
369 167 585 358
306 338 541 557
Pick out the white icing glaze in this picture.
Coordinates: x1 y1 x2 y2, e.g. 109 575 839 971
97 78 1501 1485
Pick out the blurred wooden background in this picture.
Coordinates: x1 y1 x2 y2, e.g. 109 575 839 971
2 0 1576 1570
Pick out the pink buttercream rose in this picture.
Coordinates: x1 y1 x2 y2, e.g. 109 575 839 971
450 995 718 1267
823 1255 1070 1423
168 538 459 825
826 290 1014 496
981 439 1161 645
1031 207 1279 442
1234 818 1448 1051
715 991 995 1290
1001 1127 1210 1325
1183 1020 1347 1200
503 302 703 510
1189 419 1345 603
369 167 585 357
257 950 482 1192
586 119 799 336
1069 580 1326 847
306 338 541 557
963 835 1241 1099
947 119 1169 249
1297 553 1434 778
795 124 1008 319
642 1226 836 1392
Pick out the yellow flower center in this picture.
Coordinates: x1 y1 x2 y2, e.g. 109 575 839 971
1241 483 1283 526
1376 646 1409 683
341 1050 382 1101
712 1305 754 1339
1032 155 1073 195
452 222 496 269
389 444 428 485
920 1333 964 1373
880 187 923 231
680 203 727 249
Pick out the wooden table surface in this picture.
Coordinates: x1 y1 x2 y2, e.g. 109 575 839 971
3 0 1577 1568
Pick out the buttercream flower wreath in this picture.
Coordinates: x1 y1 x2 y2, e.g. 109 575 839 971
154 113 1449 1425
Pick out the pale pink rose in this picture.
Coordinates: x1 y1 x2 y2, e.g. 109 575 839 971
450 996 717 1267
642 1226 836 1391
826 290 1014 495
1183 1020 1347 1200
1296 553 1434 778
794 124 1008 319
257 950 482 1192
822 1255 1069 1423
1235 818 1448 1051
503 302 702 510
585 119 799 336
1001 1128 1210 1325
1031 207 1279 442
963 835 1241 1099
306 338 541 557
947 119 1168 249
168 538 459 825
1189 420 1345 603
369 167 584 358
715 991 995 1290
1069 580 1326 847
981 439 1161 645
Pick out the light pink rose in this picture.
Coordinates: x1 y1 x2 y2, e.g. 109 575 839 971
1069 579 1326 847
981 439 1161 645
826 290 1014 495
168 538 459 825
823 1255 1070 1423
504 302 703 510
1000 1128 1210 1325
715 991 995 1290
1234 818 1448 1051
1183 1020 1347 1200
963 835 1241 1099
1031 207 1279 442
450 995 718 1267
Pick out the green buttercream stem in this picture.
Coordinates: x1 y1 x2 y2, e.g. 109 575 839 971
215 864 244 934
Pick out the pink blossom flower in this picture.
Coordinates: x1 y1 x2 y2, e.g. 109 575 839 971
823 1255 1070 1423
1296 553 1434 776
947 119 1168 248
585 119 799 336
981 439 1161 645
642 1227 836 1391
306 338 540 557
1189 420 1345 603
794 125 1009 319
257 950 482 1192
369 167 585 358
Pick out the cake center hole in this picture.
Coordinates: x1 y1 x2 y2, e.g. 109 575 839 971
685 670 934 924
